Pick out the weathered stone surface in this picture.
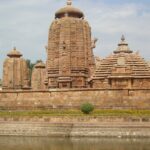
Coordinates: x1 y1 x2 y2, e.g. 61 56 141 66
2 47 30 90
91 36 150 89
0 121 149 137
95 56 101 68
31 61 46 90
46 1 95 89
148 61 150 68
0 89 149 110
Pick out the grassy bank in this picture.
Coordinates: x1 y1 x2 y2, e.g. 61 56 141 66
0 109 150 117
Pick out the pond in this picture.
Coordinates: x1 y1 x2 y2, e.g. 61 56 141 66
0 137 149 150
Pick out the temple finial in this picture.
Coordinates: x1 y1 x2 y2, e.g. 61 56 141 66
121 35 125 41
67 0 72 6
13 47 16 51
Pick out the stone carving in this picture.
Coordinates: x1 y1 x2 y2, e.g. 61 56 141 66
2 47 30 90
91 38 98 49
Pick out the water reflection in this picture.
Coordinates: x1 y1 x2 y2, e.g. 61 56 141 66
0 137 149 150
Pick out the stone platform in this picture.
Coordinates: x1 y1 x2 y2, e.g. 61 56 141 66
0 116 150 137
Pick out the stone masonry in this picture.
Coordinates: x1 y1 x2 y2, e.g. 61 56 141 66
0 89 149 110
91 36 150 89
31 61 46 90
46 0 95 89
2 47 30 90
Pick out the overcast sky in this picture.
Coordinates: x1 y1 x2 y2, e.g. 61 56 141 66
0 0 150 78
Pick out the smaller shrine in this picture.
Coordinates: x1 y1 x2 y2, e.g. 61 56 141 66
91 36 150 89
2 47 30 90
31 61 46 90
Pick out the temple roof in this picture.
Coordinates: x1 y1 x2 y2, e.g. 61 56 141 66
92 36 150 79
55 0 84 18
114 35 132 54
34 61 46 68
7 47 22 58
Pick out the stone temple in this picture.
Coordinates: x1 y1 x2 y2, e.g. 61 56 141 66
45 0 95 88
2 0 150 91
2 47 30 90
91 35 150 89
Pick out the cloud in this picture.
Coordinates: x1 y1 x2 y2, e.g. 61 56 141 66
0 0 150 78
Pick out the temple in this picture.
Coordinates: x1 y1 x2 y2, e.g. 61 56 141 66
90 36 150 89
2 0 150 90
2 47 30 90
45 0 95 88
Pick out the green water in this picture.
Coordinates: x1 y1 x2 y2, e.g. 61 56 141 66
0 137 149 150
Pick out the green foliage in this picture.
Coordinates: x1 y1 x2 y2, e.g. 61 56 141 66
26 59 43 85
26 59 36 73
80 103 94 114
0 109 149 117
26 59 35 85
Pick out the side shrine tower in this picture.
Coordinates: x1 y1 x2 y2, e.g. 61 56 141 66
91 36 150 89
2 47 30 90
46 0 95 88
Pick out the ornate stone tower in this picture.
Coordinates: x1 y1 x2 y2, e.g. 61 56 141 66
2 47 30 90
46 0 95 88
31 61 46 90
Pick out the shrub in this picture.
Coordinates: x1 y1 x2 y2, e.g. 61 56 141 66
80 103 94 114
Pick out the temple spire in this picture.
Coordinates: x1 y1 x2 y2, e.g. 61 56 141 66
114 35 133 54
13 47 16 51
67 0 72 6
121 35 125 41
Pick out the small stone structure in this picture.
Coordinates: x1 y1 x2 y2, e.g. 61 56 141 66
2 47 30 90
31 61 46 90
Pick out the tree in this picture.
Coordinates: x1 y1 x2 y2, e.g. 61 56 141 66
80 103 94 114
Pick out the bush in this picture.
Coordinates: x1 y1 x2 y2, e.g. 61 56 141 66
80 103 94 114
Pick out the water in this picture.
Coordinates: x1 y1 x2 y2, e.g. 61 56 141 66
0 137 149 150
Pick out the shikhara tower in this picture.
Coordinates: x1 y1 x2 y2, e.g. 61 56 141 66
45 0 95 88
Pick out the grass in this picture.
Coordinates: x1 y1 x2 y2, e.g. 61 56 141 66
0 109 150 117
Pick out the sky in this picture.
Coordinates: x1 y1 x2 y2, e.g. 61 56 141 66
0 0 150 78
